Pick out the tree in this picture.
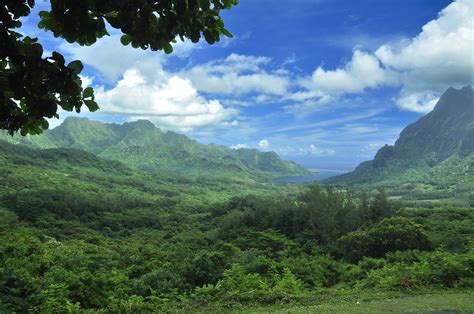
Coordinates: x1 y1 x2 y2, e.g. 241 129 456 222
368 187 400 222
337 217 433 262
0 0 237 135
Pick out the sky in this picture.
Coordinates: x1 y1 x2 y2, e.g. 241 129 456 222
21 0 474 171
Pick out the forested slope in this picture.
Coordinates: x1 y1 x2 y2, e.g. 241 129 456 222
327 86 474 206
0 141 472 312
1 118 309 181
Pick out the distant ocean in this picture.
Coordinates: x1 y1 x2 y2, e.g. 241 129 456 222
276 169 348 183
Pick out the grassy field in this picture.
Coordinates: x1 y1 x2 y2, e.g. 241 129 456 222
186 290 474 313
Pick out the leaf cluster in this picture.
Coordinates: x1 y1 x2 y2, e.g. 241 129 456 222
1 0 237 134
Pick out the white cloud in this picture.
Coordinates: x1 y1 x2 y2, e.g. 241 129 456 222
61 34 199 83
309 144 336 156
61 35 164 82
343 124 379 134
222 120 239 126
283 94 336 116
375 0 472 72
375 0 474 112
275 144 335 157
181 54 291 96
298 0 473 113
79 75 94 88
95 69 236 132
275 146 296 156
231 143 249 149
395 91 440 113
258 139 270 151
301 50 392 94
222 94 280 107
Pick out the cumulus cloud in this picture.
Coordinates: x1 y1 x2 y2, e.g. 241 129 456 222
258 139 270 151
231 143 249 149
298 0 473 113
61 34 199 82
61 35 164 82
394 92 440 113
301 50 393 94
181 54 291 96
95 69 236 132
375 0 472 72
376 0 474 113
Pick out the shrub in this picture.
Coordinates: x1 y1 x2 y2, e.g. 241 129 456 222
272 267 304 294
337 217 433 262
222 264 268 295
358 250 474 290
280 254 343 288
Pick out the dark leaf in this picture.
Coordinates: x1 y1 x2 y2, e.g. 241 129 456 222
67 60 84 74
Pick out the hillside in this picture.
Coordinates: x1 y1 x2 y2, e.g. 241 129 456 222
1 118 310 180
327 86 474 206
1 138 472 312
0 140 298 225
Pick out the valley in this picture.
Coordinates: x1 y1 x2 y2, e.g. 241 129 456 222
0 86 473 312
1 0 473 312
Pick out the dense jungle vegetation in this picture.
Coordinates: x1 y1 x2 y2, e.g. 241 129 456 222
0 141 472 312
1 1 472 312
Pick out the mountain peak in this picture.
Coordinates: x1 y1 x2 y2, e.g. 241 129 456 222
4 117 309 179
50 117 120 153
63 116 88 122
125 119 156 129
327 85 474 186
61 116 96 126
432 85 473 115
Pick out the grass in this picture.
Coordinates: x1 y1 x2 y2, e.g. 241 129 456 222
184 289 474 314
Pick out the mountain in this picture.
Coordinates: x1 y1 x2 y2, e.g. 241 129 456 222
0 118 310 180
327 85 474 206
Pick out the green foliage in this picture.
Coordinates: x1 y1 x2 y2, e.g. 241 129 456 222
0 137 472 311
1 0 237 135
0 117 310 180
272 267 304 294
34 283 81 313
358 250 474 290
280 253 343 288
194 264 305 304
327 86 474 207
220 186 399 245
406 207 474 252
337 217 433 262
221 264 269 296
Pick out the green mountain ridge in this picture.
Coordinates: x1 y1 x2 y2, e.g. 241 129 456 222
327 85 474 206
0 117 310 180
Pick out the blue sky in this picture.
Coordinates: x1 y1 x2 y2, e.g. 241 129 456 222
21 0 473 170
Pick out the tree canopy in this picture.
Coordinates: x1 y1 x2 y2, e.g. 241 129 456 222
0 0 237 135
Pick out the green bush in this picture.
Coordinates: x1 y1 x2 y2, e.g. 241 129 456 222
358 250 474 290
194 264 305 303
280 254 343 288
272 267 304 294
337 217 433 262
215 264 269 299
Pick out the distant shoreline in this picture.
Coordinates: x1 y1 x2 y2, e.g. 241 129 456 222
308 168 349 174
